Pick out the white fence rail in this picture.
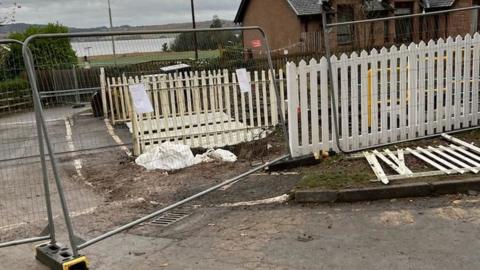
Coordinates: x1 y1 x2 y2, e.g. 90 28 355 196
103 69 286 155
287 33 480 157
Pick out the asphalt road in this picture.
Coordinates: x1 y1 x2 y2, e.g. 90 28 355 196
0 106 130 241
2 194 480 270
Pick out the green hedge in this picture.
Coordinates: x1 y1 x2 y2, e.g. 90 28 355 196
0 78 31 102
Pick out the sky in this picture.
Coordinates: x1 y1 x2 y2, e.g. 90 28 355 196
1 0 243 28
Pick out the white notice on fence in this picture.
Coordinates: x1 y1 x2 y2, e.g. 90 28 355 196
129 83 154 114
236 68 251 93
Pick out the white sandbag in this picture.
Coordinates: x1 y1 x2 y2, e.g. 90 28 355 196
209 149 237 162
135 142 196 171
193 149 237 164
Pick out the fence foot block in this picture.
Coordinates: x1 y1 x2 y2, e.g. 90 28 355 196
35 242 88 270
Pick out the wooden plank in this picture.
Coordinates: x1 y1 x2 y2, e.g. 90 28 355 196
217 70 227 145
398 45 408 141
239 73 247 141
417 42 427 137
436 38 446 133
287 62 300 157
192 71 202 146
254 71 262 127
442 133 480 155
428 146 478 173
279 69 286 120
107 77 115 124
350 52 360 149
416 147 465 174
389 46 399 142
100 68 108 119
364 151 389 184
331 55 340 152
184 72 194 145
339 54 350 149
384 149 413 174
120 75 128 122
405 147 452 174
320 57 330 152
269 70 278 125
379 48 388 143
232 72 241 143
176 73 187 144
445 37 454 131
309 59 320 156
449 144 480 163
360 51 369 147
453 35 463 130
426 40 436 135
223 69 233 145
373 150 408 175
472 33 480 126
201 71 210 145
262 70 269 127
298 60 309 150
438 145 480 168
370 49 379 146
208 70 218 145
407 43 418 139
463 34 472 127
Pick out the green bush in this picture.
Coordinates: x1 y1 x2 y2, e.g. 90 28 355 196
5 23 77 76
0 78 30 97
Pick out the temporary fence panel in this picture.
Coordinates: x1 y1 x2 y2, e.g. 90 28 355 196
19 26 289 260
126 69 284 155
0 39 54 248
287 33 480 157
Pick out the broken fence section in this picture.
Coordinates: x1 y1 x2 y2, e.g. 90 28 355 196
364 133 480 184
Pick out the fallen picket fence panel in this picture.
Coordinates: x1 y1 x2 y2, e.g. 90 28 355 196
109 69 286 155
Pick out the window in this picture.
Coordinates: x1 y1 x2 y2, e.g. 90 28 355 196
394 3 413 43
337 5 354 44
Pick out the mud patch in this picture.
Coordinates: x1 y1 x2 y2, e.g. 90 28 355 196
375 210 416 226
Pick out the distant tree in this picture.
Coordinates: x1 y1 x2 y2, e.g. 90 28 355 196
162 42 169 52
210 15 222 28
171 15 239 52
6 23 77 74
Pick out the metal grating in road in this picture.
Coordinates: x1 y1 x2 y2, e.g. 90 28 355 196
149 208 192 227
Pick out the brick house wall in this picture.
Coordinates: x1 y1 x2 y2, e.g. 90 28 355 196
236 0 479 54
241 0 303 52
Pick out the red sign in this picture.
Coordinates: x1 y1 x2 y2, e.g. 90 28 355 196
251 39 262 48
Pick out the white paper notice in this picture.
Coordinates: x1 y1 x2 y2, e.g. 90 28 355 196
236 68 251 93
129 83 154 114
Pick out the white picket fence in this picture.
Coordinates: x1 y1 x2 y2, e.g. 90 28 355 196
287 33 480 157
102 69 286 155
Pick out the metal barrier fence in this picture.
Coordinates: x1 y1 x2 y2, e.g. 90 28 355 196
0 39 54 248
14 26 289 262
286 5 480 157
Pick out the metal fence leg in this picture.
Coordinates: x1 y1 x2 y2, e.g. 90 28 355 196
23 47 80 257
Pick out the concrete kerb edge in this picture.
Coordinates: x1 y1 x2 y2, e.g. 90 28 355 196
294 177 480 203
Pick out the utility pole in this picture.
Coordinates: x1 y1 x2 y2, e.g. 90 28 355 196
108 0 117 65
190 0 199 60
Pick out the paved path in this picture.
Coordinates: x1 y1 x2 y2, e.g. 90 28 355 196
0 106 130 241
2 194 480 270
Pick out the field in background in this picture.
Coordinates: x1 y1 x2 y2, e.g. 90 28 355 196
80 50 221 66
